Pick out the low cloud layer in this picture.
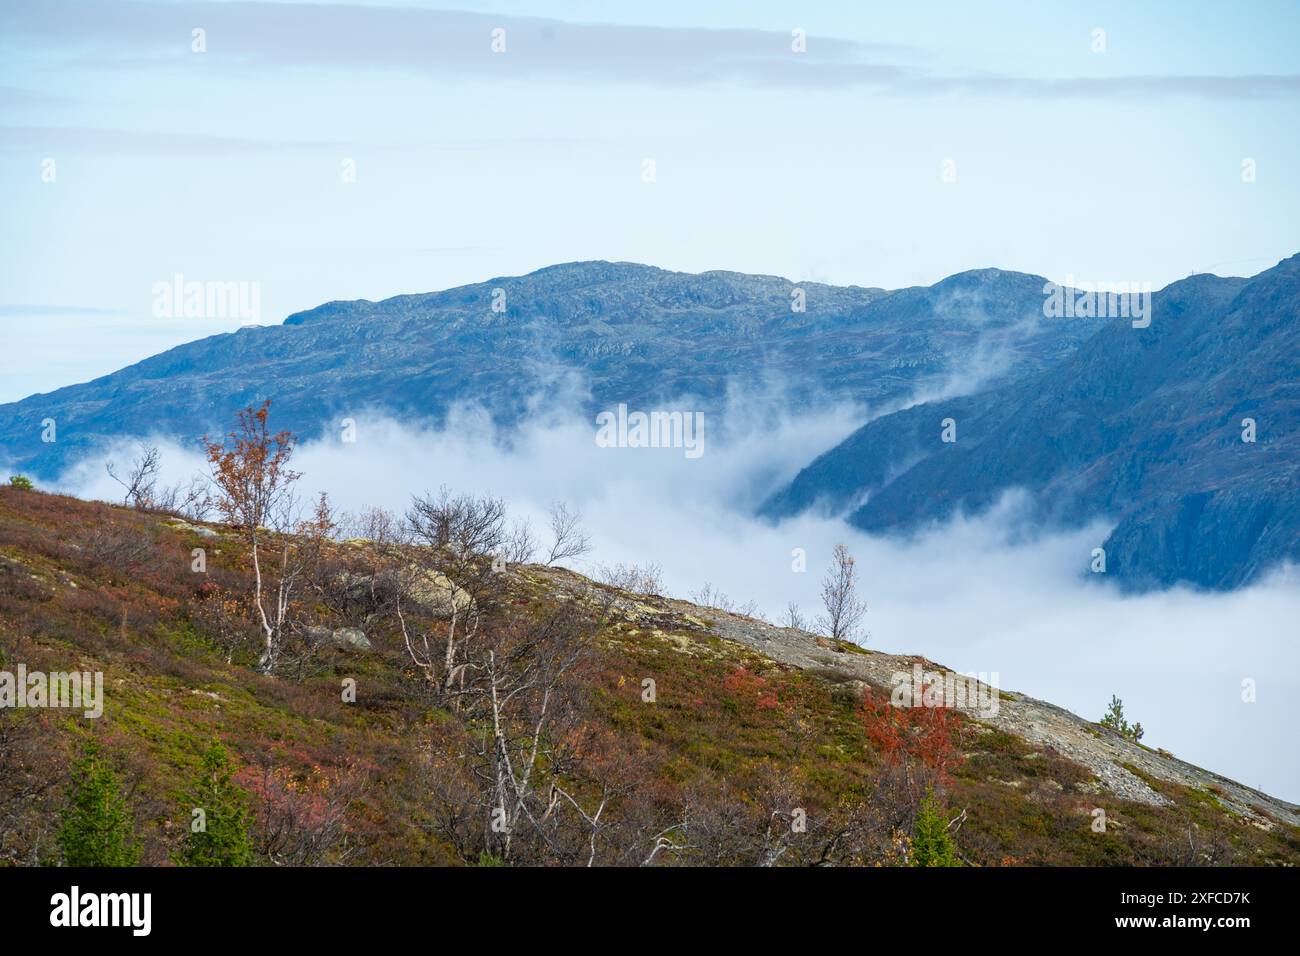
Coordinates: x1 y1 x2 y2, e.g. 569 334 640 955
53 396 1300 802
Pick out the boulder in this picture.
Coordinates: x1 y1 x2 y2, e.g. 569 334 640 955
165 519 218 538
303 625 372 652
405 566 474 619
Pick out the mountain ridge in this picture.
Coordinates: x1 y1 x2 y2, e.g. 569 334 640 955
763 255 1300 590
0 259 1097 479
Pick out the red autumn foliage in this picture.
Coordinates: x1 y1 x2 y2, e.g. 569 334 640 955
234 756 367 866
860 685 964 782
722 666 780 711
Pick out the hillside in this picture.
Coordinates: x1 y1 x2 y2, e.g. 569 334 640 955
0 262 1096 479
2 484 1296 867
764 255 1300 590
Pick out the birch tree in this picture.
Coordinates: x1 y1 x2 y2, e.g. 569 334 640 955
816 544 868 644
204 401 333 673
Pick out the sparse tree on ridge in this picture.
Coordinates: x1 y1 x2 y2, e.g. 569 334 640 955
544 501 592 567
106 442 161 509
400 487 511 698
816 544 867 644
1099 694 1144 742
783 602 807 630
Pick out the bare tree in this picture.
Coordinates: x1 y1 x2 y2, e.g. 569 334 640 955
782 602 807 630
501 518 537 565
84 521 153 581
341 505 406 547
596 561 663 595
816 544 868 644
1155 815 1231 866
475 606 596 862
411 599 601 864
105 443 161 509
398 488 511 698
543 501 591 567
689 582 759 618
152 474 211 520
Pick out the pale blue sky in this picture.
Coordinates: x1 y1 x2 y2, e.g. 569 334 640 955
2 0 1298 401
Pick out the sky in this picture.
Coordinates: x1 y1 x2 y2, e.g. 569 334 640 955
2 0 1300 401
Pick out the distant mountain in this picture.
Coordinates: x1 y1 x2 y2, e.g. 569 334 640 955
763 255 1300 591
0 262 1095 478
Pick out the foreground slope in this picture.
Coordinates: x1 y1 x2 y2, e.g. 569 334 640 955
2 486 1295 866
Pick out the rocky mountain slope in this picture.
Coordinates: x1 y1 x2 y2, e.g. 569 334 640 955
2 485 1295 866
763 255 1300 590
0 262 1096 478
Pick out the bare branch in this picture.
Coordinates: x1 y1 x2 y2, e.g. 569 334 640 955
105 442 161 509
543 501 591 567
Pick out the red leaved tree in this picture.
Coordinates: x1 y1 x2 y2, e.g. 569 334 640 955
204 401 333 673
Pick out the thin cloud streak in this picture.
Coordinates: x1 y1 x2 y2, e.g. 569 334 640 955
0 125 594 155
2 1 1296 100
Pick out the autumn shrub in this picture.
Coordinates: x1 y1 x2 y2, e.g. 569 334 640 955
860 685 964 782
721 665 780 714
235 755 366 866
82 521 153 575
0 706 59 865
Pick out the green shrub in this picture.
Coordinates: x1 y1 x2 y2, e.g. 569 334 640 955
58 742 140 866
912 790 958 867
7 475 34 491
176 744 253 867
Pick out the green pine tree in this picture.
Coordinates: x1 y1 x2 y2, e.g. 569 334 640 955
176 743 253 867
58 741 139 866
911 790 958 867
1100 694 1144 741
